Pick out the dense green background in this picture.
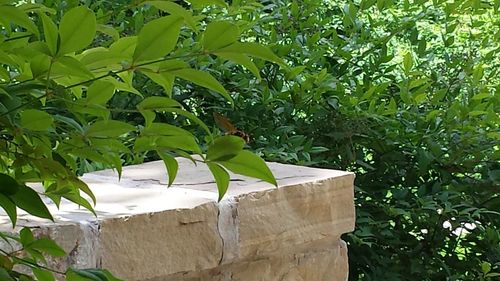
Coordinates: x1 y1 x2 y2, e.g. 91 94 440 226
0 0 498 280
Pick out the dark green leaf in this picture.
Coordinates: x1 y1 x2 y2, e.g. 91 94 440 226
28 238 66 257
0 193 16 227
10 185 53 221
33 268 56 281
0 173 19 195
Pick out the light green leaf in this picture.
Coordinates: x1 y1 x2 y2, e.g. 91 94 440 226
142 123 192 137
207 162 230 201
167 108 211 135
215 42 285 66
53 56 94 78
109 36 137 58
86 81 115 104
207 136 245 161
188 0 227 9
96 24 119 41
403 52 413 74
144 1 198 31
63 193 96 216
39 12 58 55
218 150 277 186
86 120 135 137
216 53 260 79
101 77 143 96
173 68 232 102
79 48 126 71
58 6 96 55
0 5 39 36
20 109 53 131
158 151 178 187
133 16 183 62
135 135 201 154
473 64 484 84
202 21 240 51
143 71 175 97
137 96 182 111
10 185 53 221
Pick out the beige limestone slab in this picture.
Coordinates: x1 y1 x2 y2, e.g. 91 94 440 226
0 159 354 281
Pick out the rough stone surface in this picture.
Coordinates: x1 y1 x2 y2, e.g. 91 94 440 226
0 159 355 281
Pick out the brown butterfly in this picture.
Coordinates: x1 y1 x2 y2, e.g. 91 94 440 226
213 112 250 143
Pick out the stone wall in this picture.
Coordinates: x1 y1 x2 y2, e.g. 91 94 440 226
0 159 355 281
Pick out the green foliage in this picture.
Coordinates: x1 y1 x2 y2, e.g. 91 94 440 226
0 0 280 280
180 0 499 280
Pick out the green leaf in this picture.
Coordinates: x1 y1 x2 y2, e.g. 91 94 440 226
0 268 15 281
79 48 126 71
39 12 58 55
58 6 96 55
10 185 53 220
28 238 66 257
86 120 135 138
137 96 182 111
63 193 96 216
218 151 277 186
167 108 211 135
207 162 230 201
33 268 56 281
144 1 197 31
96 24 119 41
0 173 19 195
207 136 245 161
472 64 484 84
188 0 227 9
216 53 261 79
202 21 240 51
142 72 175 97
157 151 178 187
20 109 53 131
133 16 183 62
109 36 137 58
0 5 39 36
0 193 17 227
67 268 123 281
20 227 34 245
403 52 413 74
53 56 94 78
215 42 285 66
135 135 201 154
72 179 97 206
142 123 192 137
172 68 232 102
86 81 115 104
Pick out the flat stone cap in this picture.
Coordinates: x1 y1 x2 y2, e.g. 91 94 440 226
0 159 353 227
0 159 355 281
